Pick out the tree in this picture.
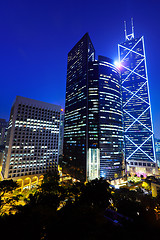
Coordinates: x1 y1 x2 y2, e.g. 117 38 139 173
0 180 18 197
79 178 112 208
23 171 62 211
0 179 19 215
39 171 60 193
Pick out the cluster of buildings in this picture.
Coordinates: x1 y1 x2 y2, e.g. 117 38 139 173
0 22 160 186
63 22 158 182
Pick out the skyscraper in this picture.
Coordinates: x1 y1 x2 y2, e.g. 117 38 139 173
63 33 123 181
0 119 8 173
98 56 124 180
64 33 95 181
2 96 61 180
155 138 160 168
0 119 8 148
118 21 157 176
59 109 64 157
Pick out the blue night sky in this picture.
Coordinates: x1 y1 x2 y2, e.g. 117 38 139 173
0 0 160 138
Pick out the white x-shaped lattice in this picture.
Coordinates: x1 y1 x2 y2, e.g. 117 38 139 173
124 107 151 132
122 81 149 107
121 58 145 84
118 37 143 64
118 36 156 163
125 135 155 162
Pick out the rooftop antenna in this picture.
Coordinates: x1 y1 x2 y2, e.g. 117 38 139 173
124 18 135 41
124 21 127 41
131 18 135 39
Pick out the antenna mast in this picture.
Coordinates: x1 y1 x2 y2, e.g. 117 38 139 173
124 21 127 41
131 18 135 39
124 18 135 41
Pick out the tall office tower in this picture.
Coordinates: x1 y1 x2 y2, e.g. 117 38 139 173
0 119 8 172
118 20 157 176
64 33 123 181
0 119 8 147
64 33 95 181
2 96 61 179
59 110 64 157
98 56 124 179
88 56 124 180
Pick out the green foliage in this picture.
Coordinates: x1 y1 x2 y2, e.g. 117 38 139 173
79 178 111 208
113 187 157 226
1 174 160 239
0 180 18 196
39 171 60 194
0 179 20 215
23 172 63 211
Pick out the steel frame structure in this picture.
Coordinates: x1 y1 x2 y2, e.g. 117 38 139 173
118 33 156 167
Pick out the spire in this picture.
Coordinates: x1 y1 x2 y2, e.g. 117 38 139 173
124 20 127 40
131 18 135 38
124 18 135 41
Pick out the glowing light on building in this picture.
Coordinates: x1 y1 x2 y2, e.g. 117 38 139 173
114 61 121 68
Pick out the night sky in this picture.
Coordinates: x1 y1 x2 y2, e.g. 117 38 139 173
1 0 160 138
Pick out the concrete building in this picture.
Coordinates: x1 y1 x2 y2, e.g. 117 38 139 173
2 96 62 180
0 119 8 147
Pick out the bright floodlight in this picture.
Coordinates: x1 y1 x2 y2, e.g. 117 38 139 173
114 61 121 68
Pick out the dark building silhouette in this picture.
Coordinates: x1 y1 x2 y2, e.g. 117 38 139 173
0 119 8 171
64 33 95 181
0 119 8 149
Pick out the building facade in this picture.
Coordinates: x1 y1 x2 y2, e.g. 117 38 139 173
118 26 157 177
0 119 8 175
63 33 124 181
2 96 61 179
59 110 64 157
98 56 124 179
155 138 160 168
63 33 95 181
0 119 8 148
87 56 124 180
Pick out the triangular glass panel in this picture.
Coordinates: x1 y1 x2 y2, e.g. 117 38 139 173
140 137 155 160
138 108 152 132
124 96 149 120
127 149 144 162
133 59 147 79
